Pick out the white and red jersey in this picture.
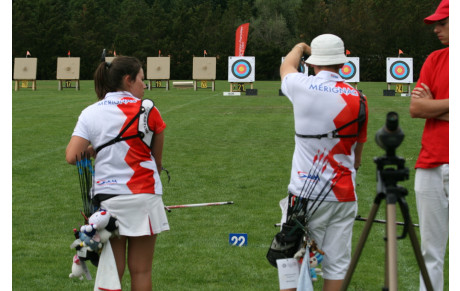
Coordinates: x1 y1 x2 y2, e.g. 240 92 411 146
281 71 368 202
72 91 166 196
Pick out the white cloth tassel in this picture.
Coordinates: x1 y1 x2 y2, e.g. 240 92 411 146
94 240 121 291
297 252 314 291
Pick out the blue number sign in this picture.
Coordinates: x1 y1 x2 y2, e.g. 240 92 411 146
229 233 248 247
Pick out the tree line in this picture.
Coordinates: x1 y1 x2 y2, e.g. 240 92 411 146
12 0 444 81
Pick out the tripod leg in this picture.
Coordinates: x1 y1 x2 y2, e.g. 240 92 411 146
398 199 434 291
407 221 434 291
340 197 382 291
386 204 398 291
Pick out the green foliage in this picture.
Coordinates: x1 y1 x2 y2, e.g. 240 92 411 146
294 0 442 81
12 81 447 290
12 0 444 81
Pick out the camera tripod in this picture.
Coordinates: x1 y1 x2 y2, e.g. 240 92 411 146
340 154 433 291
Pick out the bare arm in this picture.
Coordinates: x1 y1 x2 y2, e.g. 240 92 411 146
437 112 449 121
354 142 365 170
280 42 311 80
410 83 449 121
65 136 95 164
151 131 164 174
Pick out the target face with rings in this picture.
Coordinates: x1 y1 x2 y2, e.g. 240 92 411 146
232 60 252 79
340 61 356 79
386 58 413 83
339 57 360 82
228 56 255 82
390 61 410 80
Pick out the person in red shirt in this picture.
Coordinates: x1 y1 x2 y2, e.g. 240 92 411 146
409 0 449 290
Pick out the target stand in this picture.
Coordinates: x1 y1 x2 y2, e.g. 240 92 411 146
230 82 253 92
193 57 216 91
194 80 215 91
149 80 170 90
57 57 80 91
15 80 37 91
14 58 37 91
147 57 170 91
385 58 413 97
386 83 411 96
59 80 80 90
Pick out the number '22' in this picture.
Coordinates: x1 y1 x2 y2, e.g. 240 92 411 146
230 235 246 247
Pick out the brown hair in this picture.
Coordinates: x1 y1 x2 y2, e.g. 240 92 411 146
93 56 143 100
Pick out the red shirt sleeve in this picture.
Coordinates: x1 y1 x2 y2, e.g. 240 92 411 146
148 107 166 134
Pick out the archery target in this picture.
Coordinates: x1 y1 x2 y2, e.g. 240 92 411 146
147 57 170 79
14 58 37 80
193 57 216 80
105 57 116 63
386 58 413 83
339 57 359 82
228 56 255 82
232 60 251 79
390 61 409 80
281 57 308 76
57 57 80 79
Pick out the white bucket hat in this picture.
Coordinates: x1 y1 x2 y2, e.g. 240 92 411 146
305 34 348 66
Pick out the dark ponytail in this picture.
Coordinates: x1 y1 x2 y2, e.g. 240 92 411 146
93 56 143 100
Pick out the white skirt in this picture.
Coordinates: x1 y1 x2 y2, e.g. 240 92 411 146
100 194 170 236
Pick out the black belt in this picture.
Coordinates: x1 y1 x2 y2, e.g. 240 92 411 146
92 194 118 207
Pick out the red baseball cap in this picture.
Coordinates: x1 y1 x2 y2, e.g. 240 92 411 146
424 0 449 24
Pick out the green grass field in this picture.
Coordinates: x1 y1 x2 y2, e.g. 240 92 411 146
12 80 448 290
